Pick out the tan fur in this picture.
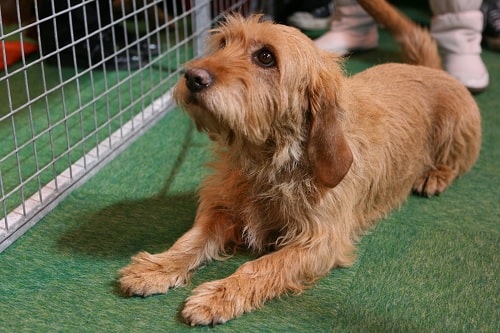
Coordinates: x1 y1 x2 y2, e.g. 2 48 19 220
119 14 481 326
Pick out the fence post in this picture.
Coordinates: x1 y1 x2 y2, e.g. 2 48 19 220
193 0 211 57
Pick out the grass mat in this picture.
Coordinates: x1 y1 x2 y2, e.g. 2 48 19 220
0 18 499 333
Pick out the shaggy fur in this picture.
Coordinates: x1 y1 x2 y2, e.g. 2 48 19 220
118 6 481 326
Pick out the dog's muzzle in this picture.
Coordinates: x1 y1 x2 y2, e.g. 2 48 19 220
185 68 214 93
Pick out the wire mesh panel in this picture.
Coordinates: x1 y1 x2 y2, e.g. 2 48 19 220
0 0 253 252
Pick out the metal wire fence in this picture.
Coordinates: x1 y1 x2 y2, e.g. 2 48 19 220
0 0 253 252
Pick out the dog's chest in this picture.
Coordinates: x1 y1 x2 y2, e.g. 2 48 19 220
238 177 319 249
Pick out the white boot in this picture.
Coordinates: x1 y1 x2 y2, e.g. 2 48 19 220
430 0 489 93
314 0 378 56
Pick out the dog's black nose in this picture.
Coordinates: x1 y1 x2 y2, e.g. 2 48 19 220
184 68 214 92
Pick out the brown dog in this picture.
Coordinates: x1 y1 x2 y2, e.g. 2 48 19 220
119 10 481 326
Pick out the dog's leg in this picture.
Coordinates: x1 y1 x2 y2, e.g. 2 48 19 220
119 210 238 296
182 238 347 326
412 164 457 197
413 102 481 197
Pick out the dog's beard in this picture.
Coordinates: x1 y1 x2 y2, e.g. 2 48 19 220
179 88 275 146
186 103 235 144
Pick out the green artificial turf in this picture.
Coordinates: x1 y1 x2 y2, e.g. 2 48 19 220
0 8 499 333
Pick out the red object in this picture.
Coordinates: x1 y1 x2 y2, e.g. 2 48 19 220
0 41 38 71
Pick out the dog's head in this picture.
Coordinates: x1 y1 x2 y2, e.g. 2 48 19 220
174 14 352 188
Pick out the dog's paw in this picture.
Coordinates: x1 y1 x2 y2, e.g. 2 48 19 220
119 251 189 296
182 279 250 326
413 165 455 197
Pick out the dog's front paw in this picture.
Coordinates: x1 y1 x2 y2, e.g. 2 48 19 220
182 279 250 326
119 251 189 296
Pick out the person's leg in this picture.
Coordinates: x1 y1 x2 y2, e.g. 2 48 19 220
482 0 500 51
314 0 378 55
430 0 489 93
287 0 333 31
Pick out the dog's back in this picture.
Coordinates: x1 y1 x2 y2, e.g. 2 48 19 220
346 63 481 181
343 55 480 205
341 0 481 196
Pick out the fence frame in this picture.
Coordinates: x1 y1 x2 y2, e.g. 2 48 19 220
0 0 253 252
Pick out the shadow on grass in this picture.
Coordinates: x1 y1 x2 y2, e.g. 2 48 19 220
57 121 201 258
57 192 198 258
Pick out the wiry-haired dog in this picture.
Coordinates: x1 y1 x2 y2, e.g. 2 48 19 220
119 6 481 326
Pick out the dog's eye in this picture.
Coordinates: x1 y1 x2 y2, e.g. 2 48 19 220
254 48 276 68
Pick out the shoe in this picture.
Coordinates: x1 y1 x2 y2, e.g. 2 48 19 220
103 48 148 71
314 4 378 56
442 54 489 94
287 0 333 31
482 0 500 51
113 25 161 58
85 32 150 70
431 10 489 93
46 39 148 71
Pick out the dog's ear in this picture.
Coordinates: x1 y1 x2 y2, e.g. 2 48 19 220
307 54 353 188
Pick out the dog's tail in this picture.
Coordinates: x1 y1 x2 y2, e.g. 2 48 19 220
357 0 441 69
